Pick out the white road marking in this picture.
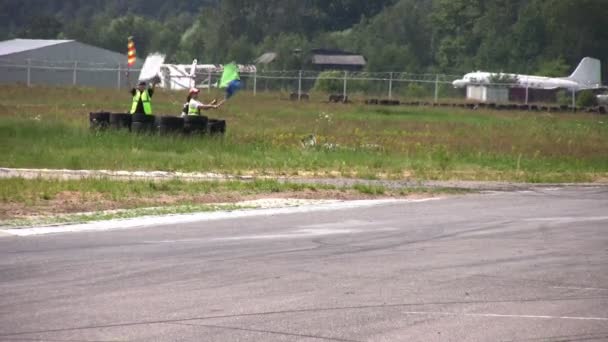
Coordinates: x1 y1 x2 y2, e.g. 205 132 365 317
552 286 608 292
299 219 388 230
525 216 608 223
214 228 355 241
1 198 441 237
399 310 608 321
143 221 398 243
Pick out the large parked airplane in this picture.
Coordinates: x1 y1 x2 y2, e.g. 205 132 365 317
452 57 602 91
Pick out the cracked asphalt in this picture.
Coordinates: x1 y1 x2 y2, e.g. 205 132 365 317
1 186 607 341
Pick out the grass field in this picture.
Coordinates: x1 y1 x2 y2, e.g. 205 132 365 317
1 85 607 183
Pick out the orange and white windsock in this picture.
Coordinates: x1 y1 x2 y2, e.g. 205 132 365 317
127 36 136 67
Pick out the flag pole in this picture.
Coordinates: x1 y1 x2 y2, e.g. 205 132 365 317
127 36 136 88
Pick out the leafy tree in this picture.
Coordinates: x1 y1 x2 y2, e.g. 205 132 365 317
101 15 164 57
1 0 607 78
541 0 608 67
536 57 570 77
431 0 485 71
509 0 546 73
365 44 419 72
18 15 62 39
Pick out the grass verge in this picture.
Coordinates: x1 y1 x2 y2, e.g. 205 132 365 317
0 177 467 226
1 204 245 228
1 85 607 182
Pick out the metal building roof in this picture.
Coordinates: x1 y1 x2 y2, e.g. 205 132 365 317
0 39 74 56
312 54 366 66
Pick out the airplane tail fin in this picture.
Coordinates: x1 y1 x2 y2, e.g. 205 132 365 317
565 57 601 86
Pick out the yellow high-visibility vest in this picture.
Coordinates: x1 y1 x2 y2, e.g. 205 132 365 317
130 89 152 115
188 100 200 115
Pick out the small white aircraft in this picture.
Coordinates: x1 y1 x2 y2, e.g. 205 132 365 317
452 57 602 91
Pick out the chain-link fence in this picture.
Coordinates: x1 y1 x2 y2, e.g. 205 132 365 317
198 69 466 103
0 58 140 89
0 58 583 107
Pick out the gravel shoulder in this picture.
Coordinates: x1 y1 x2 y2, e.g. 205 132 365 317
2 167 606 229
2 167 606 191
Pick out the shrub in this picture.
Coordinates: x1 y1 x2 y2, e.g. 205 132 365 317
488 73 519 86
314 71 344 93
576 90 598 108
405 83 430 98
556 89 572 107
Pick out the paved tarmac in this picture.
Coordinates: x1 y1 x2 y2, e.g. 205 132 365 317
1 187 607 341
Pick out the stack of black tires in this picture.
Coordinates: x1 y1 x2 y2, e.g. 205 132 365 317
89 112 226 136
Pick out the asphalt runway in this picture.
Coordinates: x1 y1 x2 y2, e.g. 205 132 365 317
1 187 607 341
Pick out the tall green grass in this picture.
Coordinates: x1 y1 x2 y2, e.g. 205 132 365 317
1 85 607 182
0 178 330 205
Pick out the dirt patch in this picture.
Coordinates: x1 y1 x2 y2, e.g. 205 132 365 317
0 188 423 221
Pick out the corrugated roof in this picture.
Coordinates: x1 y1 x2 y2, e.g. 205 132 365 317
312 54 366 66
0 39 74 56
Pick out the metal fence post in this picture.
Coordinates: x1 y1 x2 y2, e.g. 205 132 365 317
343 71 347 101
388 72 393 100
72 61 78 86
117 64 121 89
208 69 212 94
525 86 529 105
298 70 302 101
434 74 439 103
26 59 31 87
572 89 576 112
253 71 257 96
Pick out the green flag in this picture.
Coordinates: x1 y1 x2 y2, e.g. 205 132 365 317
219 62 240 88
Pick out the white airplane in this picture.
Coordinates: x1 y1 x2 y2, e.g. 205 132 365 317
452 57 602 91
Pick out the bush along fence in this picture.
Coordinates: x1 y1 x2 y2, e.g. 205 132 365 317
89 112 226 136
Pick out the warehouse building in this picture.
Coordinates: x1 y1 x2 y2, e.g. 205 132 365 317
310 49 366 71
0 38 142 88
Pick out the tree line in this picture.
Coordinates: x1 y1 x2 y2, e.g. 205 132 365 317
1 0 606 77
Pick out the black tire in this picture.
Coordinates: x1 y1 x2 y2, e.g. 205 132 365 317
156 115 184 135
109 113 132 131
183 115 208 135
329 94 347 103
131 114 155 134
132 113 155 123
89 112 110 130
131 121 152 134
208 119 226 135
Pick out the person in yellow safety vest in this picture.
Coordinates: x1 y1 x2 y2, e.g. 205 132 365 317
129 81 156 115
185 88 222 116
